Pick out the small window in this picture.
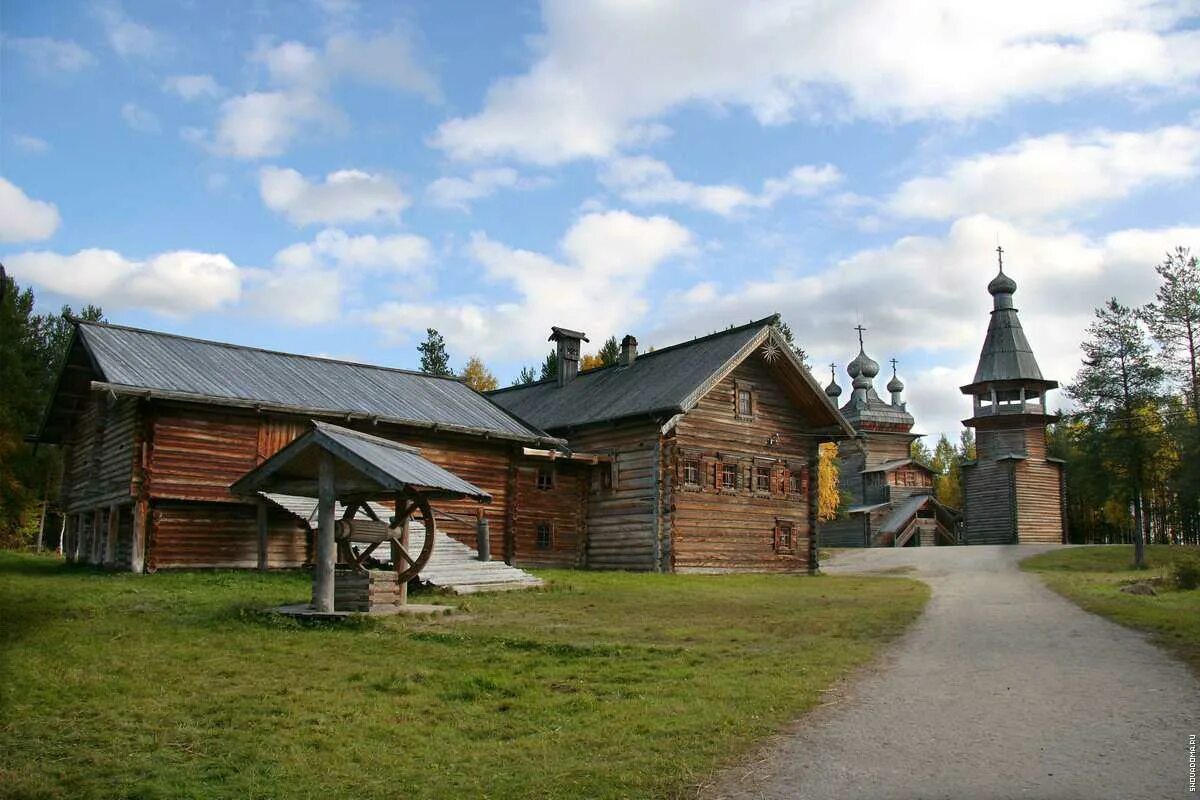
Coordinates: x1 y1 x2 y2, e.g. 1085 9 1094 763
720 463 738 490
684 459 700 486
737 389 753 417
536 522 553 549
755 465 771 493
774 520 795 554
537 467 554 491
787 471 799 494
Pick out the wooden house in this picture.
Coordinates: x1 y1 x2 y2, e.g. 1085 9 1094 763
489 316 855 572
37 320 597 572
817 332 959 547
959 254 1066 544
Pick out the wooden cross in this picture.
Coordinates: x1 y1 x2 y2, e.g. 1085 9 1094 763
996 244 1005 272
854 324 866 348
890 357 899 376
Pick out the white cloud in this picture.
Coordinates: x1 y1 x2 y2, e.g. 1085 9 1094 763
364 210 693 360
209 31 437 160
889 124 1200 221
426 168 539 211
242 263 342 325
0 178 61 243
273 228 432 274
94 3 165 59
3 248 241 315
163 74 222 101
650 213 1200 439
599 156 841 216
120 102 160 133
434 0 1200 164
259 167 410 226
12 134 50 154
212 91 334 159
6 37 96 74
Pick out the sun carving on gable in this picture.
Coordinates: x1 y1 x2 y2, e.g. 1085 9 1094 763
760 340 781 363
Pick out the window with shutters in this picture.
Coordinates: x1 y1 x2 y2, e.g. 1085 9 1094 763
755 465 771 494
774 520 796 554
720 462 738 491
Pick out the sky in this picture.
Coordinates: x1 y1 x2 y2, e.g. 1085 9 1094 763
2 0 1199 442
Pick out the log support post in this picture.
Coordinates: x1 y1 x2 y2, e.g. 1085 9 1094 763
476 510 490 562
105 504 120 568
313 452 336 613
130 499 148 574
256 498 269 571
91 508 104 565
398 514 409 606
73 512 86 563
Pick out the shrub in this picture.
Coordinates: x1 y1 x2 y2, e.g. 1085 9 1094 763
1171 555 1200 591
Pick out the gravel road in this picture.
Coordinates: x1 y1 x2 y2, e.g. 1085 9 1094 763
705 545 1199 800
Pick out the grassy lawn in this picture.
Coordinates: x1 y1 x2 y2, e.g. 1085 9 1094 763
0 552 927 800
1022 545 1200 674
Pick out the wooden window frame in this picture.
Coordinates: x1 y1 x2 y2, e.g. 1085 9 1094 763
774 519 796 555
593 464 613 493
535 521 553 550
536 466 555 491
733 380 755 421
754 464 772 495
683 459 700 488
719 462 739 492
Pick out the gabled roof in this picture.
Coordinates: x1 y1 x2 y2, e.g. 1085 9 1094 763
877 494 961 536
860 458 933 475
231 420 491 501
489 315 854 436
38 319 552 445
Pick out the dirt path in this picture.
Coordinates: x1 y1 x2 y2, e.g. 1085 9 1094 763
705 545 1199 800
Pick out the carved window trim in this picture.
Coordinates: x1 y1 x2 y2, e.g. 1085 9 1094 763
774 518 796 555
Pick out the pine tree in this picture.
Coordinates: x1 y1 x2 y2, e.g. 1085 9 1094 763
958 428 977 462
1141 247 1200 417
598 336 620 366
771 318 811 370
460 356 498 392
930 434 962 509
417 328 453 376
539 349 558 381
513 366 537 386
1069 298 1164 567
909 438 933 468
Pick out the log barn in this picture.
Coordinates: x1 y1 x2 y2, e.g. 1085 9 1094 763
818 331 959 547
38 320 598 572
959 253 1067 544
489 316 855 572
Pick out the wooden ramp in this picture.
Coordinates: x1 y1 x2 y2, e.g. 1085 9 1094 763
262 493 543 594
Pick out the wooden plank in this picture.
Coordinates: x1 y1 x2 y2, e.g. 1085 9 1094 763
104 503 119 568
256 498 269 571
313 451 336 613
130 498 147 573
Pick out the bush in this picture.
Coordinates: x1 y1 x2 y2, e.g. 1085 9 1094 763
1171 555 1200 591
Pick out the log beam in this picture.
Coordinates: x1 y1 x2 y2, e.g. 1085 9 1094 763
313 452 336 613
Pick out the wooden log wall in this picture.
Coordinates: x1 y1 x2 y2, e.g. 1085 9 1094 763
962 457 1015 544
1014 427 1064 544
511 461 588 567
60 395 138 514
150 501 308 570
669 354 816 572
565 421 661 571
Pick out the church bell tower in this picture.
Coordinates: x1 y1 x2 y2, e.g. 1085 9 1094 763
960 249 1066 544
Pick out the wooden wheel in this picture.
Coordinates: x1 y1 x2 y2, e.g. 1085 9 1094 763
389 492 436 584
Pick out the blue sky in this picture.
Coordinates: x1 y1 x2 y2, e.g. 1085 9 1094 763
3 0 1199 438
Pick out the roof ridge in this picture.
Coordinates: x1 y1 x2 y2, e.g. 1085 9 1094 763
72 316 467 383
312 419 421 453
489 313 780 395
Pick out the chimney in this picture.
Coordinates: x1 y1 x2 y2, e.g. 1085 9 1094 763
620 334 638 366
548 326 588 387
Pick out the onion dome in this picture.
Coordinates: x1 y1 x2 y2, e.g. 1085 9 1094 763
824 364 842 399
988 270 1017 296
887 372 904 393
852 371 872 391
848 348 879 380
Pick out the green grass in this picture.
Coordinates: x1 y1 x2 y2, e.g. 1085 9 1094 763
1022 545 1200 674
0 552 927 800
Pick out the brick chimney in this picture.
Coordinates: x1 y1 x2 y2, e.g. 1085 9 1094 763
549 326 588 387
620 334 638 366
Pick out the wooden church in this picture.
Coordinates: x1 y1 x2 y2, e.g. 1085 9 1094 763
959 250 1067 544
818 329 959 547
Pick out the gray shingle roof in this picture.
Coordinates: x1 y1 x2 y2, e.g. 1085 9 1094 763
71 320 547 442
231 420 491 501
969 307 1047 385
488 317 770 431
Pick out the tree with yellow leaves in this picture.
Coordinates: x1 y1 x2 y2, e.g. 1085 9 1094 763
817 442 841 521
460 356 499 392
